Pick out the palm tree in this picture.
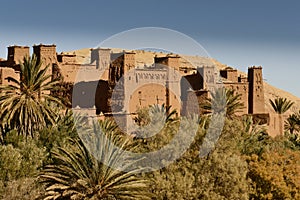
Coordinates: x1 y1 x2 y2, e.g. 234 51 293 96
133 104 178 138
269 97 294 134
0 55 64 138
203 88 244 119
269 98 294 114
285 112 300 134
134 104 178 127
39 119 151 200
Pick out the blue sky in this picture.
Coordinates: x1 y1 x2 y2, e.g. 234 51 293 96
1 0 299 97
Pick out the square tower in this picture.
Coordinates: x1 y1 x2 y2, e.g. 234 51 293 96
154 55 180 71
33 44 57 76
198 66 217 91
110 51 136 83
7 46 30 65
220 67 238 82
91 48 111 70
248 66 265 114
123 52 135 73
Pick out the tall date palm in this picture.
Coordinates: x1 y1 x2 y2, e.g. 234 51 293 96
203 88 245 119
40 119 152 200
0 55 63 138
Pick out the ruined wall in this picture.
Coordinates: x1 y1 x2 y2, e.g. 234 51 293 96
93 48 111 80
248 66 265 114
107 52 136 112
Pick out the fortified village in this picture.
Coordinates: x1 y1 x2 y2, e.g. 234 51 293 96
0 44 282 135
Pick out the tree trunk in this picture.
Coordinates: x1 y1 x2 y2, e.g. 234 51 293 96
279 114 284 135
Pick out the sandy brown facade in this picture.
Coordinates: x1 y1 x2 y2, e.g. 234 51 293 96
0 44 281 135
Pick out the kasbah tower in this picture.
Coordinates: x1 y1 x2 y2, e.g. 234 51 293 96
0 44 281 136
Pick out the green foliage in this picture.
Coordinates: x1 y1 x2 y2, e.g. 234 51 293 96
1 80 300 200
285 110 300 134
237 116 270 156
0 178 44 200
134 106 151 127
150 151 249 200
134 104 177 129
132 104 179 141
197 152 249 200
269 97 294 114
0 138 46 182
147 118 250 200
284 132 300 150
203 88 245 119
247 149 300 199
0 144 22 182
0 54 64 138
39 119 152 200
37 110 78 157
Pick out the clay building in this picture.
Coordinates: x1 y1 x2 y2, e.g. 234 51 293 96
0 45 29 86
0 45 110 108
95 52 181 116
219 67 249 115
0 43 277 135
0 44 267 118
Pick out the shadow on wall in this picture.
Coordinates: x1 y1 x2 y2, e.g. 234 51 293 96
72 80 111 115
95 80 110 114
181 71 203 100
72 80 98 109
